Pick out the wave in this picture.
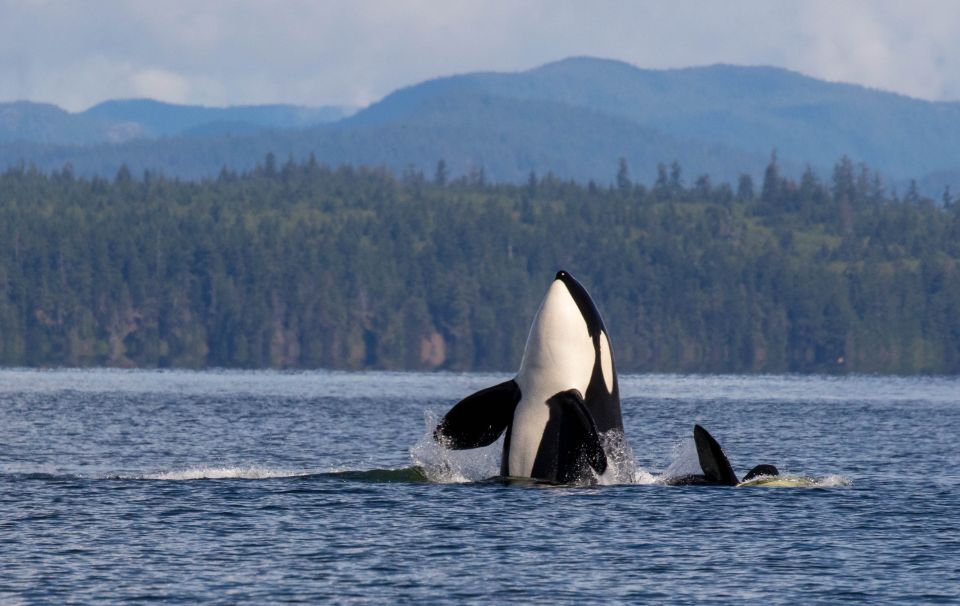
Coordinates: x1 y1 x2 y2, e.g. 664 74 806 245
3 465 848 488
110 466 314 481
106 465 433 483
321 467 431 483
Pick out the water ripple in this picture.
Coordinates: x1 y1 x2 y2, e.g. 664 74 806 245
1 370 957 604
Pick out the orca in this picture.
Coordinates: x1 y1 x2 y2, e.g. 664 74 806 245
433 271 624 484
665 424 779 486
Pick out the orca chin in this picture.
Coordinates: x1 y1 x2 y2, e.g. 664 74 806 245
663 425 780 486
434 270 625 485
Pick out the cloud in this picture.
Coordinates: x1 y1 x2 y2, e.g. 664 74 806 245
130 68 190 104
0 0 958 110
792 0 960 101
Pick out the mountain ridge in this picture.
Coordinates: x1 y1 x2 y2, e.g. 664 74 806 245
0 98 354 145
1 57 958 196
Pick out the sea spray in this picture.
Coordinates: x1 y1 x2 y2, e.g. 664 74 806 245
412 410 656 485
659 437 703 483
599 430 656 485
409 411 503 483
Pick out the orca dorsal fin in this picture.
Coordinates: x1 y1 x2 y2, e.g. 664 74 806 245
434 380 521 449
693 425 739 486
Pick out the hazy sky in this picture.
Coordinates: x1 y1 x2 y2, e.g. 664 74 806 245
2 1 959 111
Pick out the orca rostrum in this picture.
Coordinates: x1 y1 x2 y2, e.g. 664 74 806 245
434 271 624 484
666 424 780 486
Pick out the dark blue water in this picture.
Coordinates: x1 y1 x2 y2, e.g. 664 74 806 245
2 370 958 604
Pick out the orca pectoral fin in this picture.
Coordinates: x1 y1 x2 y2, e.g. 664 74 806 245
549 389 608 476
693 425 739 486
434 380 521 449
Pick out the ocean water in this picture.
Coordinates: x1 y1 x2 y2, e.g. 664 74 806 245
1 369 958 604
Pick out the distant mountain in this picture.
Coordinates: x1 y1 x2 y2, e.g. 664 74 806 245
0 93 762 183
2 57 959 196
0 101 119 145
0 99 354 145
347 57 960 185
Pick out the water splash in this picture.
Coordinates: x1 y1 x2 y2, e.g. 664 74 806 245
660 437 702 482
409 411 502 483
409 412 656 485
599 430 656 485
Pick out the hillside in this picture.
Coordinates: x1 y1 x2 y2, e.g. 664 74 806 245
1 156 958 373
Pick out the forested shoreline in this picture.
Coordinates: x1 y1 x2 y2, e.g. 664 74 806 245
1 155 959 374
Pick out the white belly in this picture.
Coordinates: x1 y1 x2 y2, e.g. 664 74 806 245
506 394 550 477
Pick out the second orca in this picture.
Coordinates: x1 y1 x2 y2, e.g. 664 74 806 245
665 424 780 486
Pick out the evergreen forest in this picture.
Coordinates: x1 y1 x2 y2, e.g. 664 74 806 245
1 154 959 374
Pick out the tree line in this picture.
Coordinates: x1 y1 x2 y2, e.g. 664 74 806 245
1 154 959 374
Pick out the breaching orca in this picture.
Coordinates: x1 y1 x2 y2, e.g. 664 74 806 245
433 271 624 484
665 424 779 486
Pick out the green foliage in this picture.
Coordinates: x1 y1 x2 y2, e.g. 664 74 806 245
1 156 958 374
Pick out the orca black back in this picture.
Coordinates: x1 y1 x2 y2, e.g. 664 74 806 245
554 271 623 435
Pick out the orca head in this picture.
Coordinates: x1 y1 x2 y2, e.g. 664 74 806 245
553 271 608 337
741 464 780 482
517 271 607 396
558 271 618 401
